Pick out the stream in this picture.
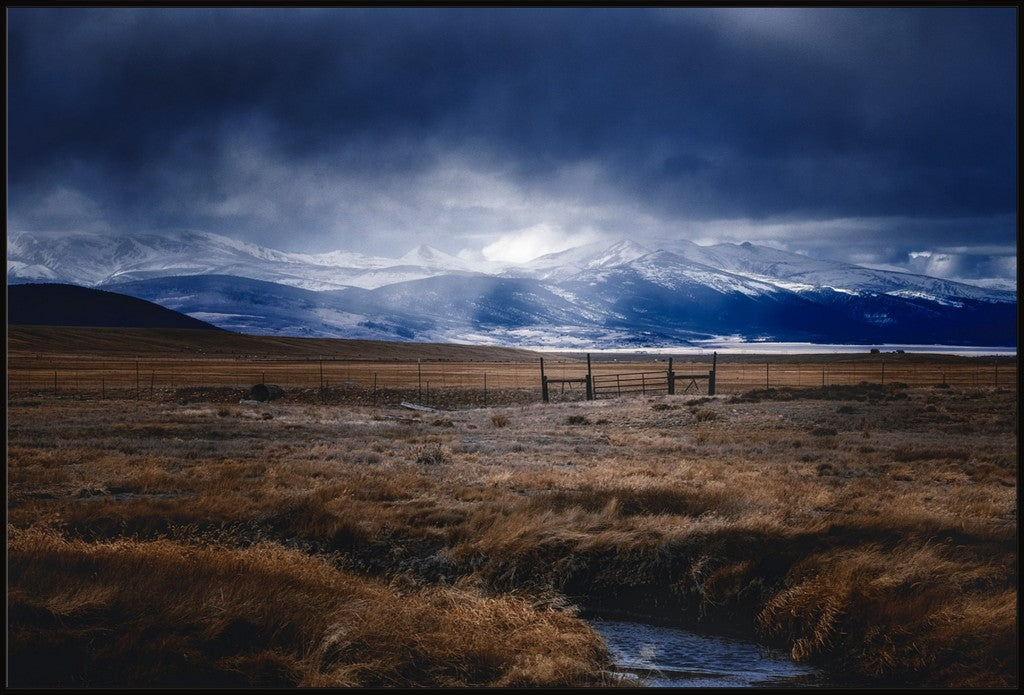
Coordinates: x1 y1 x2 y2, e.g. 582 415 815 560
590 618 830 688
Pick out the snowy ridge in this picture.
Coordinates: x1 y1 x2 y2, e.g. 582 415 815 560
7 230 1016 347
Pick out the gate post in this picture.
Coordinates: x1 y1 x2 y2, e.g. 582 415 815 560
708 352 717 396
541 358 549 402
667 357 675 395
585 353 594 401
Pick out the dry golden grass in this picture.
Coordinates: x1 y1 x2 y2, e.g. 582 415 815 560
6 330 1018 687
9 326 1015 402
8 526 613 688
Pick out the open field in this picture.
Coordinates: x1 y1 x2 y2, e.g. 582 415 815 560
6 328 1019 687
8 326 1016 403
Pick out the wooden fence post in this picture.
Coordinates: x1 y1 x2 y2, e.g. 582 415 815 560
667 357 675 395
540 358 549 403
585 353 593 401
709 352 717 396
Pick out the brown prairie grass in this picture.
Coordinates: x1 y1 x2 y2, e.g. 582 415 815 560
8 526 613 688
6 369 1017 687
757 543 1017 687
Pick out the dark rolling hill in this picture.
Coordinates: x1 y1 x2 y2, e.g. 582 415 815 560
7 283 223 331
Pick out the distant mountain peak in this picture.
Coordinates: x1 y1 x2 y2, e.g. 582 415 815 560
7 230 1015 347
398 245 472 272
401 244 447 261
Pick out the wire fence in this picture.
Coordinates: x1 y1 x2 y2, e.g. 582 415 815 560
7 355 1016 403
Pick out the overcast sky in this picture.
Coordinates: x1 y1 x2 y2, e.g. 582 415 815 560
7 6 1017 287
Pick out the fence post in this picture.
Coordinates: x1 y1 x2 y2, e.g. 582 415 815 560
709 352 717 396
540 358 549 403
418 359 422 400
667 357 675 395
586 353 594 401
995 363 999 386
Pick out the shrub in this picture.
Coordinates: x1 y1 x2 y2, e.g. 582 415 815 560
892 446 969 463
491 414 509 428
693 409 718 422
415 445 450 466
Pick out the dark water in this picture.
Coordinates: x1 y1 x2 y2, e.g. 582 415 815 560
590 618 828 688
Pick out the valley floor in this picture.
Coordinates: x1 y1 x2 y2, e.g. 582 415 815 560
7 362 1017 687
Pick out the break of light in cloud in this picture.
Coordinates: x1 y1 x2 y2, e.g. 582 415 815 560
6 6 1016 287
481 223 602 264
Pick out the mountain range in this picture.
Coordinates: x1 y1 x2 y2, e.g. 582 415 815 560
7 230 1016 347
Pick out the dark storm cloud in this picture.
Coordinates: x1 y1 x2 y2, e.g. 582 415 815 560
6 6 1016 282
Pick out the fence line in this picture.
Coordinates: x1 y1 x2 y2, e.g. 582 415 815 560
7 356 1017 400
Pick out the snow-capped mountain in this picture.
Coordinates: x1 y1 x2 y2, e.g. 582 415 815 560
6 230 478 291
527 239 1013 304
7 230 1016 347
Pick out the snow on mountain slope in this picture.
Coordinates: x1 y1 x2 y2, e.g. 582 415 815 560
506 240 652 280
8 230 1015 347
398 245 473 270
10 229 1011 303
101 275 416 340
615 250 785 297
653 239 1014 304
8 230 482 291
